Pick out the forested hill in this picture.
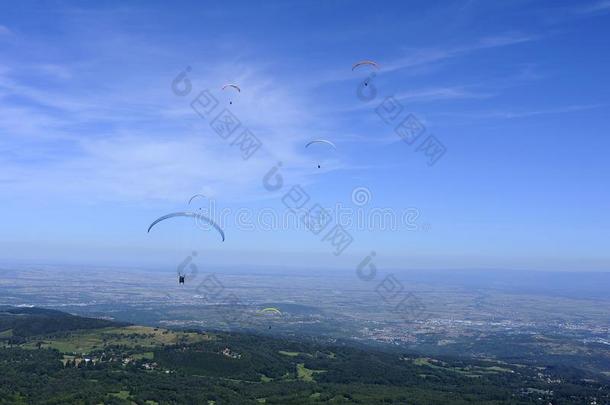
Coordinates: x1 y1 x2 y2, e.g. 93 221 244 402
0 307 607 404
0 306 127 341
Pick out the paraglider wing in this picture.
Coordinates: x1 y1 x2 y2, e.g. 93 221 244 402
147 211 225 242
188 194 206 205
260 307 282 315
352 60 379 71
196 213 226 242
222 84 241 92
305 139 337 150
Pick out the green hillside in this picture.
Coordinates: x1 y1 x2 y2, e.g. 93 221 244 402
0 306 127 344
0 307 607 404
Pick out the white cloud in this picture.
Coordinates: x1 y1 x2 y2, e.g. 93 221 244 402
0 49 340 205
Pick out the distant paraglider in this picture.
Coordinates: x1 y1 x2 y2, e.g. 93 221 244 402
352 60 379 87
258 307 282 330
222 83 241 105
305 139 337 169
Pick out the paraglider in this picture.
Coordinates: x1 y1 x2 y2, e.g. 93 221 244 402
222 83 240 105
305 139 337 169
258 307 282 330
352 60 379 87
147 211 224 285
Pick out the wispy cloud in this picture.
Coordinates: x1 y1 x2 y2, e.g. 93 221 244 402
578 0 610 14
332 85 493 120
383 33 539 74
0 39 337 205
433 104 603 120
394 86 493 103
0 25 11 36
0 71 322 204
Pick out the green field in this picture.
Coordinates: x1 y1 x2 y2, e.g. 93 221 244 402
278 350 300 357
0 329 13 338
413 357 515 378
22 325 213 355
110 390 130 400
296 362 326 382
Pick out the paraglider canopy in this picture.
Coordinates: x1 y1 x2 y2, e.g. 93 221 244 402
222 84 241 92
147 211 225 242
222 84 240 105
188 194 206 205
352 60 379 71
305 139 337 150
259 307 282 315
353 60 379 87
305 139 337 169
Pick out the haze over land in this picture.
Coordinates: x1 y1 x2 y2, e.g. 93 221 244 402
2 265 608 374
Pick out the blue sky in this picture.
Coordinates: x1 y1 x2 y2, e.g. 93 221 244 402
0 0 609 272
